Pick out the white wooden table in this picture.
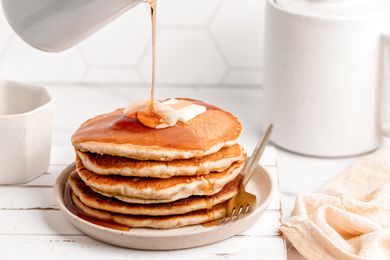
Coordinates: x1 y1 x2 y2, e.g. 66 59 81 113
0 85 287 259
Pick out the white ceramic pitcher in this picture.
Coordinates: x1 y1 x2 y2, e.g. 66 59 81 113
262 0 390 157
1 0 144 52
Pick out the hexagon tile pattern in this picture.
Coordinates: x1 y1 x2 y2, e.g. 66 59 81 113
0 0 265 85
79 4 150 67
140 28 227 84
1 38 86 82
158 0 222 27
210 0 265 69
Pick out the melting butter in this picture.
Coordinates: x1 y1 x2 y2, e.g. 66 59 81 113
163 98 206 122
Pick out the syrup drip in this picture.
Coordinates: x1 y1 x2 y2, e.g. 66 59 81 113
64 183 130 232
196 160 216 225
206 210 215 222
204 178 214 210
201 176 215 223
196 159 206 179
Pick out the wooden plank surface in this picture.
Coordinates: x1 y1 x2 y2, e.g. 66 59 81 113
0 187 57 209
0 236 286 259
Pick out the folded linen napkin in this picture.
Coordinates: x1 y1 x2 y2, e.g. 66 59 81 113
281 147 390 260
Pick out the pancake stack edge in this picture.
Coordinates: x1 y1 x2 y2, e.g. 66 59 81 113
68 99 245 229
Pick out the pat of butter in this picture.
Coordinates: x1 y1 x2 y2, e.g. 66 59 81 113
163 99 206 122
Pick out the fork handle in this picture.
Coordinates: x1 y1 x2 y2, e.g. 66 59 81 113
243 124 273 186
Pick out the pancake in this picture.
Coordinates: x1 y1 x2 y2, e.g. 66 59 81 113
71 192 226 229
76 144 244 178
89 189 184 204
76 156 244 202
71 99 242 161
68 171 240 216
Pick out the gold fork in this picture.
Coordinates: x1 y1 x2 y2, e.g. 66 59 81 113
224 124 273 221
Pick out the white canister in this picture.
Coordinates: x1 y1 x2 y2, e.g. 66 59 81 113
262 0 390 157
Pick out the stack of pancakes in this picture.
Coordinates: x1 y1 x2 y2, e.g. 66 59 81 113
68 99 245 229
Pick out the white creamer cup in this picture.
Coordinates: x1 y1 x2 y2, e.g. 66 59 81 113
0 81 52 184
262 0 390 157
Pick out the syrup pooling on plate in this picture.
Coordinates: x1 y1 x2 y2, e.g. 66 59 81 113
64 182 130 232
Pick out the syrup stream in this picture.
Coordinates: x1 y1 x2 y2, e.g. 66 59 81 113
148 0 157 113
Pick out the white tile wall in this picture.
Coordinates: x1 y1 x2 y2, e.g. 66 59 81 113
0 0 265 86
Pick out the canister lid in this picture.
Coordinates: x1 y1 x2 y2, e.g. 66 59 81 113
274 0 390 17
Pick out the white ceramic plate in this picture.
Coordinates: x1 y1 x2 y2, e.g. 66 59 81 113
54 163 275 250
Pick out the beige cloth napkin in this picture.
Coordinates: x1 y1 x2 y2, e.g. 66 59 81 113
281 147 390 260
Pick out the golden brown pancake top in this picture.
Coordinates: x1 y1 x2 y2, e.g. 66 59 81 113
71 99 242 152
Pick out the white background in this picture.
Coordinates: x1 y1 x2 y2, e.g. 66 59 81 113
0 0 265 86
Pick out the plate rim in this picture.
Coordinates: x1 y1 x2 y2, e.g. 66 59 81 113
54 162 276 238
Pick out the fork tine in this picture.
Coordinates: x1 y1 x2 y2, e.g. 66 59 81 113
236 206 247 220
231 207 237 218
244 204 250 214
232 207 239 220
238 206 243 216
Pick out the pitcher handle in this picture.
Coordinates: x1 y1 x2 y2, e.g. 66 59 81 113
379 35 390 136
